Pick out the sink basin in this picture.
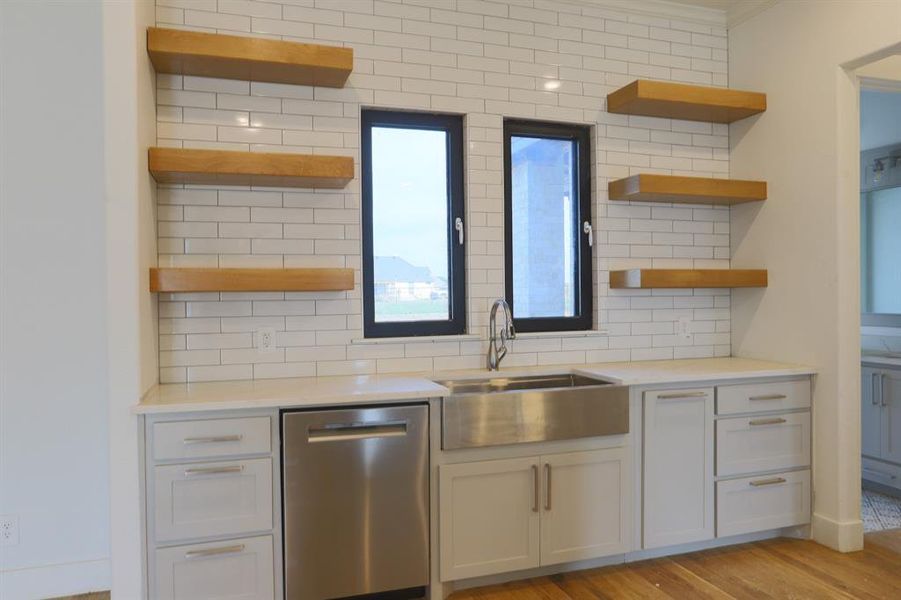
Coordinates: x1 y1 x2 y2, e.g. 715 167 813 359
436 372 628 450
432 373 612 395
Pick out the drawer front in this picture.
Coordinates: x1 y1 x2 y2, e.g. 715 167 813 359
717 379 810 415
153 417 271 461
716 412 810 476
716 470 810 538
153 535 274 600
154 458 273 543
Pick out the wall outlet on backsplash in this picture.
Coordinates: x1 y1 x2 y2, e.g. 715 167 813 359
0 515 18 546
678 317 693 341
256 328 276 354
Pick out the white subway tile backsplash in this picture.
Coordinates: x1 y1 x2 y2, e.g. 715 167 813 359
155 0 734 382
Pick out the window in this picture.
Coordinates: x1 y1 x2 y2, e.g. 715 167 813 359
362 110 465 338
504 120 592 332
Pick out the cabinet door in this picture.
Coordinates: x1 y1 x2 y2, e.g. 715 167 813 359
881 369 901 463
539 448 631 566
862 367 882 459
439 457 540 581
643 388 714 549
153 535 274 600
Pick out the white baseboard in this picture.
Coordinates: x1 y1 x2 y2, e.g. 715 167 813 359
811 512 864 552
0 558 110 600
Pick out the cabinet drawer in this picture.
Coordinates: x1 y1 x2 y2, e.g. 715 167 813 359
153 535 274 600
154 458 273 543
716 412 810 476
716 470 810 538
152 417 271 461
717 380 810 415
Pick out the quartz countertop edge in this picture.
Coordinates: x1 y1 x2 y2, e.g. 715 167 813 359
135 357 816 414
861 353 901 368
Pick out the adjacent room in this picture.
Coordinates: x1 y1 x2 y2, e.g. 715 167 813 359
2 1 901 599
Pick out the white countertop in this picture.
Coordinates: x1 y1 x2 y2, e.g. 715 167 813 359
135 357 815 414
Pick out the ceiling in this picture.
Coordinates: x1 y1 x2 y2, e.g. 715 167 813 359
662 0 778 26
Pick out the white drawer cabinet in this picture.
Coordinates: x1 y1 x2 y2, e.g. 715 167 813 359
716 412 810 476
153 417 271 461
643 388 714 549
153 457 274 543
716 470 811 537
717 380 810 415
153 535 275 600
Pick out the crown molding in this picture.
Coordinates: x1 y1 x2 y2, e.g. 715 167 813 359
573 0 727 27
726 0 780 28
860 76 901 93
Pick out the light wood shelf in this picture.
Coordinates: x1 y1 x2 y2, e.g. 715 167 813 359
609 174 767 206
148 148 353 188
149 268 354 293
147 27 353 87
607 80 766 123
610 269 768 289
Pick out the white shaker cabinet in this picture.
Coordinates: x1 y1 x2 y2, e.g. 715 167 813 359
439 456 541 581
880 369 901 464
862 367 883 459
643 388 715 549
861 364 901 492
539 448 631 566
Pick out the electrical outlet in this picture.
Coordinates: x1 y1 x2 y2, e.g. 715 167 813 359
0 515 19 546
255 328 276 353
677 317 692 340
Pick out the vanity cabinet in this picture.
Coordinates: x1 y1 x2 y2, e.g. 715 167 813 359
643 388 715 549
439 447 630 581
862 364 901 490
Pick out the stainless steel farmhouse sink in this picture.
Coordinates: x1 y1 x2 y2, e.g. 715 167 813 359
434 373 629 450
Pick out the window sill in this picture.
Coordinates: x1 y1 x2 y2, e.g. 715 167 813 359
352 334 482 345
514 329 609 339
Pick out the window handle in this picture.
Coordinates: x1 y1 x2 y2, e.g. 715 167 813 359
583 221 593 246
455 217 464 245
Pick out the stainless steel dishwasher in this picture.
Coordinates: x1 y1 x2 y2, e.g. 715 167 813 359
282 405 429 600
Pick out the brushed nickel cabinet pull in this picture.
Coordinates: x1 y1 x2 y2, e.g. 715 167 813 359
749 477 786 487
544 463 552 511
183 465 244 477
749 417 787 426
749 394 787 401
531 465 539 513
882 374 889 407
873 373 880 406
185 544 245 559
183 434 243 445
658 391 708 399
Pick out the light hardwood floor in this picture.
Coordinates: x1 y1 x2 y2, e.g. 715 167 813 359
450 530 901 600
50 531 901 600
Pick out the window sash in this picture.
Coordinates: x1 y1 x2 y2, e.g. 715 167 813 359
361 110 466 338
503 120 593 333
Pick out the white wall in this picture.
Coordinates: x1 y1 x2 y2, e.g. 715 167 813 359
153 0 737 384
104 1 159 599
0 1 111 596
729 0 901 552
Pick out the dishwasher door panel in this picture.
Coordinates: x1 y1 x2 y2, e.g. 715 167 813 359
282 405 429 600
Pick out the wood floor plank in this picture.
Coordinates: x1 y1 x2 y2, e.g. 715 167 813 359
448 531 901 600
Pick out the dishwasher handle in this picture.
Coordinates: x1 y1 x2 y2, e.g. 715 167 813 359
308 421 408 442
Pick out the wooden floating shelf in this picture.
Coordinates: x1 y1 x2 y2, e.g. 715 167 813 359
150 268 354 293
148 148 353 188
607 79 766 123
610 269 768 289
147 27 352 87
609 174 767 206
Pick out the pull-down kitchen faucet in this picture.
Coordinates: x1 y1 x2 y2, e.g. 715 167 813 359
487 299 516 371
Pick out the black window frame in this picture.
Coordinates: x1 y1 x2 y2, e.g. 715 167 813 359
361 109 466 338
503 119 593 333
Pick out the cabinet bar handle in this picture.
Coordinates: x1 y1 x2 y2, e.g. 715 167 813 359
749 417 787 426
658 391 707 399
183 434 243 445
544 463 552 511
531 465 539 513
882 374 889 407
873 373 880 406
749 394 787 401
749 477 787 487
183 465 243 477
185 544 245 559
